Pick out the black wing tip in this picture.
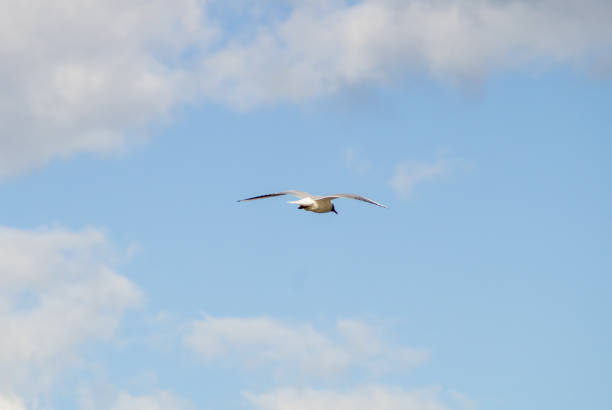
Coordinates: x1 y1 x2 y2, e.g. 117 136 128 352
237 192 286 202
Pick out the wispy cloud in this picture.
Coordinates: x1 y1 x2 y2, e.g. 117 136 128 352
389 157 463 199
0 394 26 410
79 387 195 410
186 315 429 379
108 392 194 410
244 386 470 410
344 147 372 174
0 226 143 395
199 0 612 106
448 390 478 410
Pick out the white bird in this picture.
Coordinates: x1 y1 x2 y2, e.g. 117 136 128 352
237 190 387 214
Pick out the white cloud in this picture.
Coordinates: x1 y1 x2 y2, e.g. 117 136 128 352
0 226 143 393
0 0 213 177
0 393 27 410
389 157 461 199
244 386 455 410
2 0 611 176
200 0 612 106
186 315 428 379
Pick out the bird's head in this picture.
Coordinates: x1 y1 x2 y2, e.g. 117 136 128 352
331 204 338 214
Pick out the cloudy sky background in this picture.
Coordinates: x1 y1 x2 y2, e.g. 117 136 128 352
1 0 611 409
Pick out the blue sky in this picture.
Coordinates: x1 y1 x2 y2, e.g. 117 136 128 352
1 1 611 410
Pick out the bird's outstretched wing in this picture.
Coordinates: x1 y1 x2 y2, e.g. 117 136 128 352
319 193 387 208
237 190 311 202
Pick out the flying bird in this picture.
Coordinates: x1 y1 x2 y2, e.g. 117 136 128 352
237 190 387 214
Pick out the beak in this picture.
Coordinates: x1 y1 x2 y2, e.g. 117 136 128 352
332 209 338 214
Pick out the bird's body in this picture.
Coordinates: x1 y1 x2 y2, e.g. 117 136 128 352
289 196 334 213
237 190 386 214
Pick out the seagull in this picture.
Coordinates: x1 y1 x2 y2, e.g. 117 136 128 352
237 190 387 214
